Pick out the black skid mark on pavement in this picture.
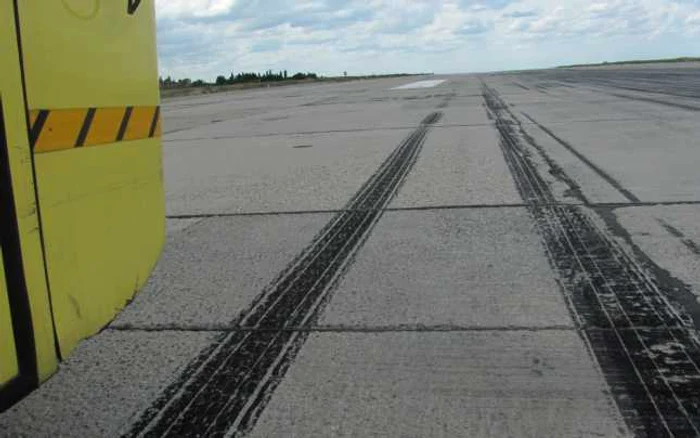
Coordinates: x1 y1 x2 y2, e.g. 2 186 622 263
482 82 700 438
436 91 457 109
124 112 443 438
520 112 640 204
607 92 700 112
599 213 700 330
657 219 700 258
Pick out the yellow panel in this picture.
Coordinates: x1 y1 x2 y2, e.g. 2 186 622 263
16 0 164 357
18 0 159 109
34 139 164 356
0 251 19 385
0 0 58 381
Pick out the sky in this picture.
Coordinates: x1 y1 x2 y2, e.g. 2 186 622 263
155 0 700 81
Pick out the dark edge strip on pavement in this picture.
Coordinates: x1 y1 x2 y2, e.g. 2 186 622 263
656 219 700 256
608 92 700 112
520 112 641 203
482 81 700 437
123 111 443 438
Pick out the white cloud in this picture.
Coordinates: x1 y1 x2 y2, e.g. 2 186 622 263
154 0 700 80
687 11 700 24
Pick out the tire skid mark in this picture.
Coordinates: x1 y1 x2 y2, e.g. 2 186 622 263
436 91 456 109
124 112 443 438
520 112 641 203
482 82 700 437
657 219 700 257
606 92 700 113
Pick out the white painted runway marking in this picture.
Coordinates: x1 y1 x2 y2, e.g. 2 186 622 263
391 79 446 90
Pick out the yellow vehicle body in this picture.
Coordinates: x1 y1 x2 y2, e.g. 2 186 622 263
1 0 164 409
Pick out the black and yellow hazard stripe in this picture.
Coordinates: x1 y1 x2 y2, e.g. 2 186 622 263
28 106 161 153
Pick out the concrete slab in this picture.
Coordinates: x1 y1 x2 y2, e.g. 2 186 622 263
164 129 405 215
162 77 484 143
614 205 700 298
513 118 700 202
249 331 628 438
164 94 449 142
499 82 695 126
390 126 522 208
0 330 219 437
519 122 632 204
161 78 418 134
114 213 332 328
439 96 493 127
319 209 572 328
164 105 419 141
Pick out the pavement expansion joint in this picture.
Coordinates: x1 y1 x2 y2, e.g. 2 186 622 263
108 324 579 333
166 201 700 220
163 122 501 144
163 118 656 145
108 324 700 334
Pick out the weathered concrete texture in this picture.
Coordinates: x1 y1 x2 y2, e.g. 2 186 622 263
439 96 494 127
164 129 406 215
319 208 571 328
249 331 629 438
114 213 332 328
614 205 700 299
519 117 699 202
161 78 426 135
165 103 430 142
490 71 700 203
164 79 458 143
500 88 655 122
0 330 219 437
389 126 522 208
517 122 631 204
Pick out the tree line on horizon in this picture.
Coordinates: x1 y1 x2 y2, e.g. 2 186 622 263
160 70 320 88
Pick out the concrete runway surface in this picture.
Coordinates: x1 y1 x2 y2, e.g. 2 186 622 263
2 63 700 437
